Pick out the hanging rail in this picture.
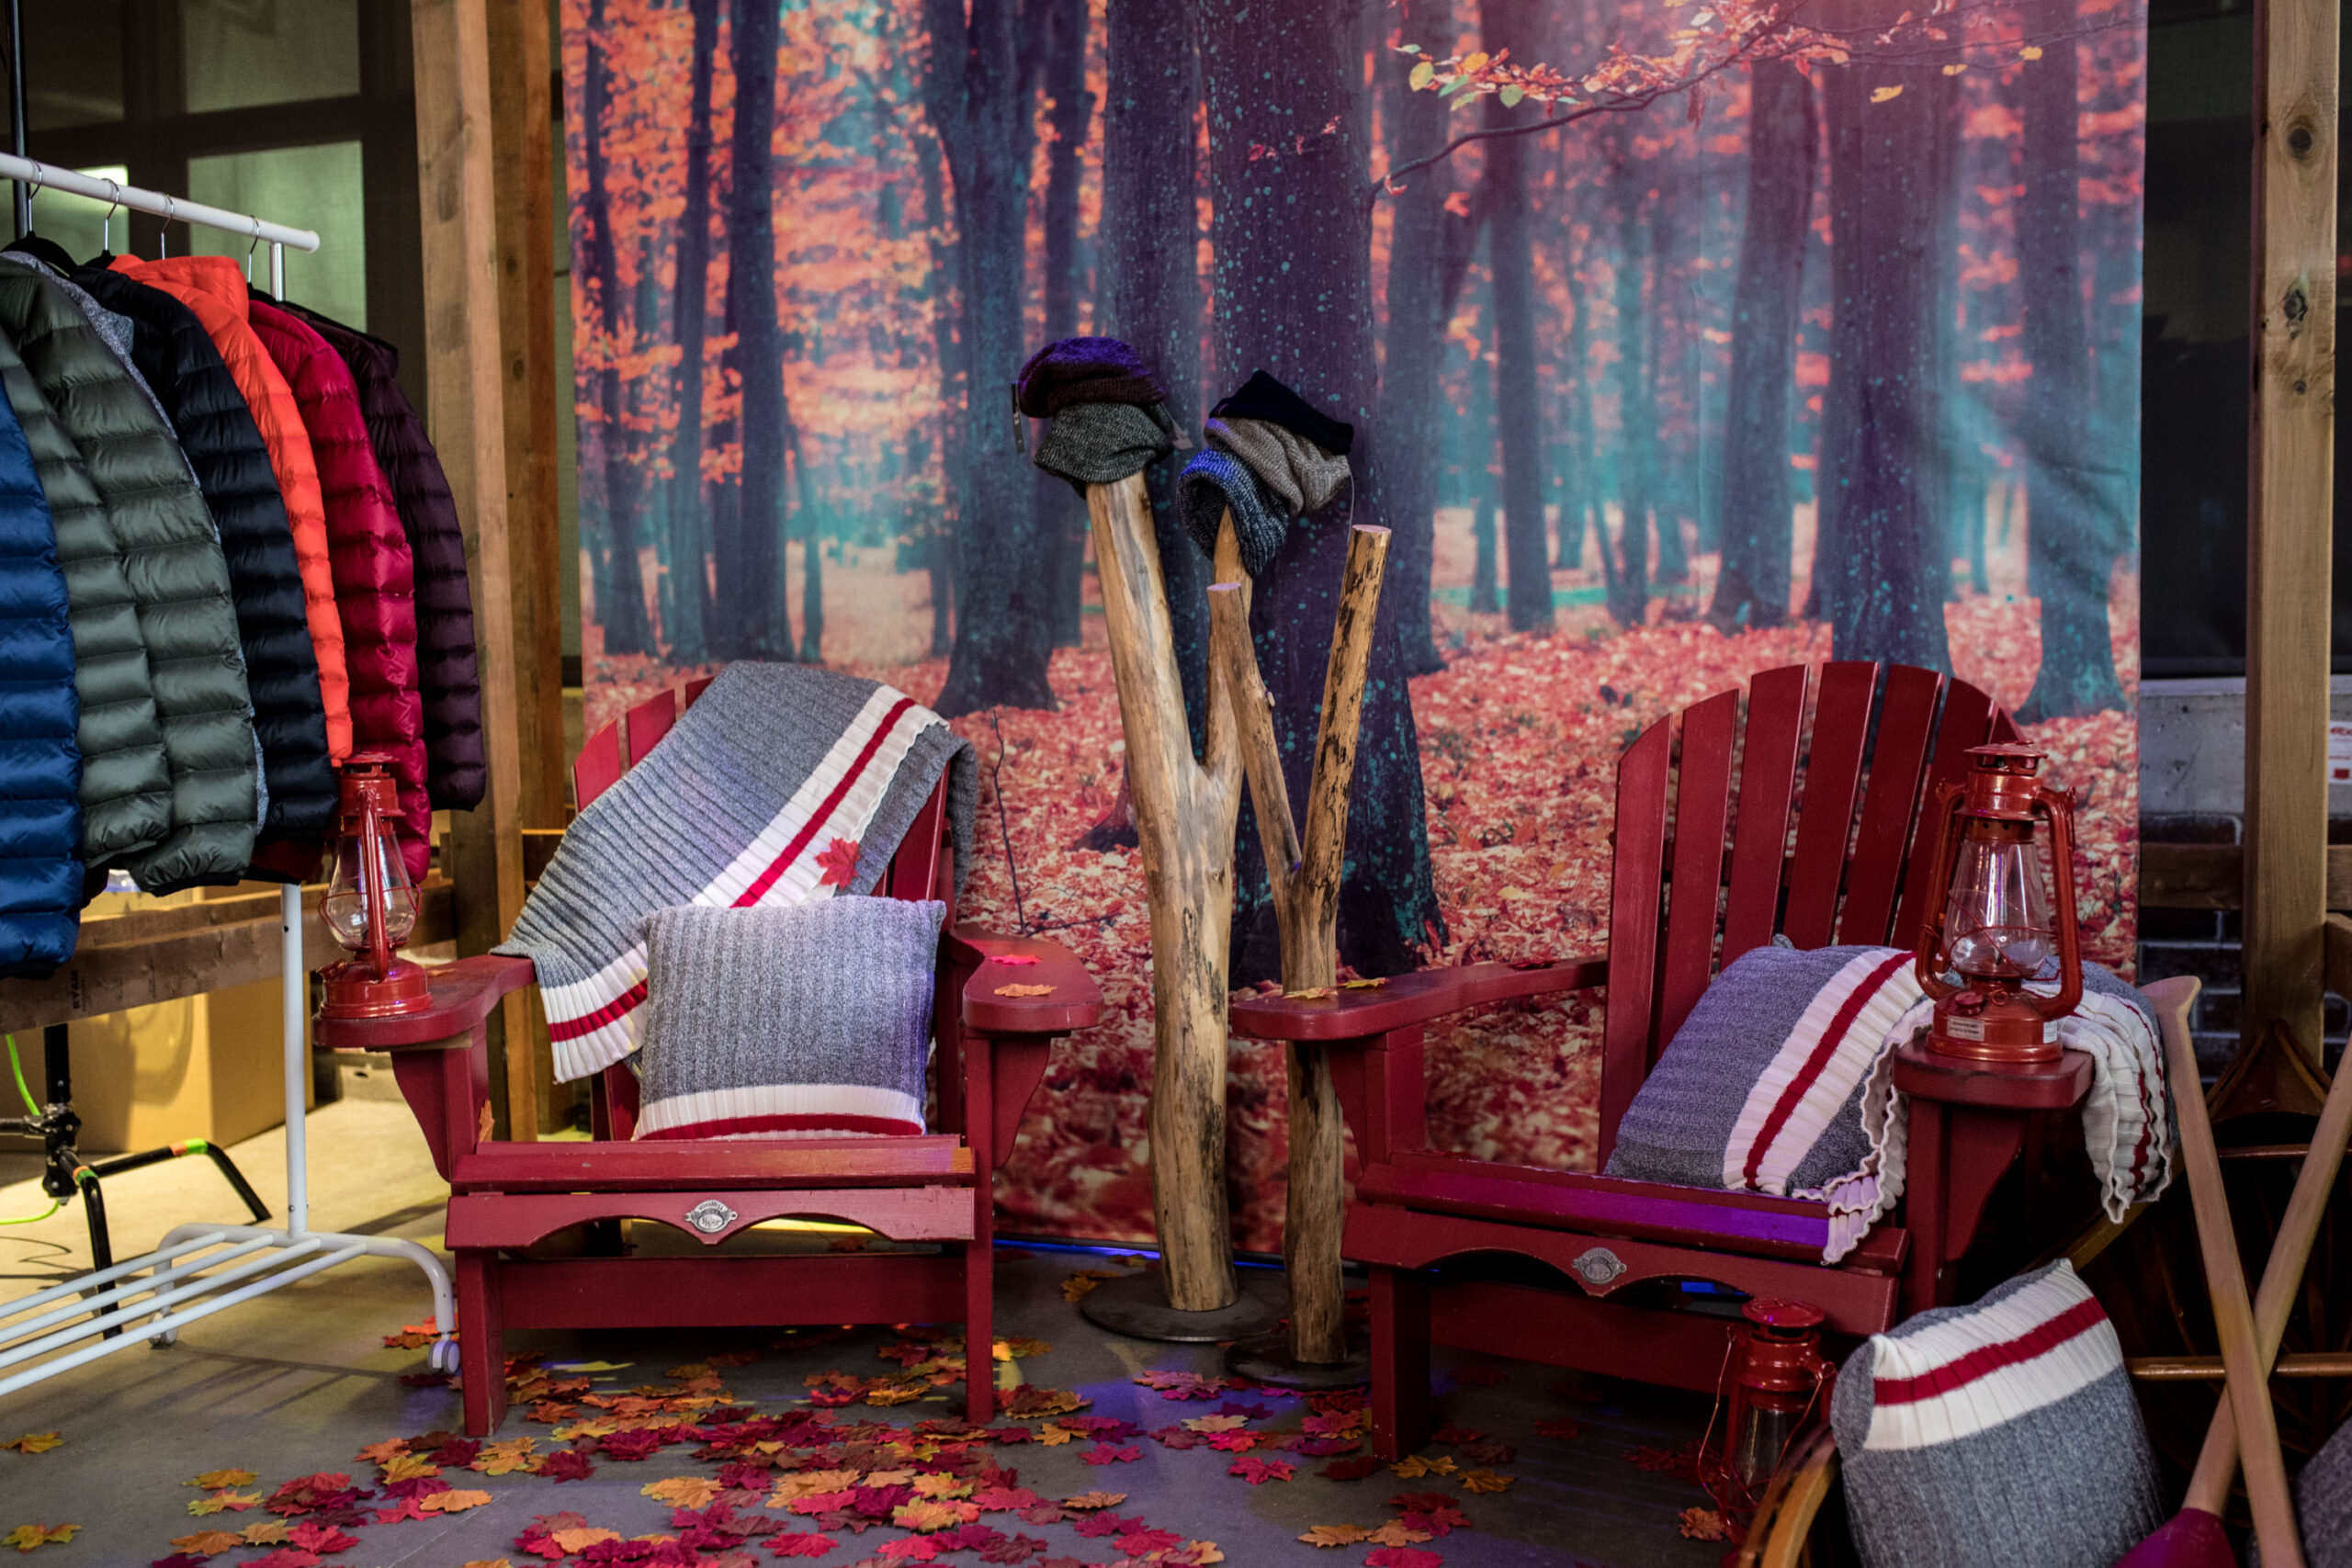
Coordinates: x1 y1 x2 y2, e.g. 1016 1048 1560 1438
0 152 321 254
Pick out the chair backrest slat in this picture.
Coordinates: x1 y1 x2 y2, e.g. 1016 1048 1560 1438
1598 716 1673 1164
1835 664 1945 945
1719 664 1810 967
1779 660 1879 947
573 722 624 810
1656 690 1738 1048
625 689 679 769
1889 678 1999 950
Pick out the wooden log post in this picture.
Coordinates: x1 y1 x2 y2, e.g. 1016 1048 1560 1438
1210 520 1391 1366
2241 0 2336 1066
1083 472 1246 1312
412 0 533 1137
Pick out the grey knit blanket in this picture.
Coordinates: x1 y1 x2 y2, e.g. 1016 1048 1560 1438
497 662 974 1081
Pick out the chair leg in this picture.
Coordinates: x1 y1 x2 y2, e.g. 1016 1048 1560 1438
455 1250 508 1438
1367 1264 1430 1460
964 1235 995 1426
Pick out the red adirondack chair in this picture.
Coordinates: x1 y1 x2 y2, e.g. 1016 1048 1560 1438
1230 661 2101 1458
318 678 1102 1435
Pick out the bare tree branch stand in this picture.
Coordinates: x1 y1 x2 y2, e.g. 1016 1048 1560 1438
1215 518 1390 1385
1075 474 1283 1342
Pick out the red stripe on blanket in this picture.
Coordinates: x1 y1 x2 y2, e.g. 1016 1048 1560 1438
1740 949 1916 1190
734 696 922 908
547 979 649 1043
638 1112 926 1140
1871 1296 2109 1405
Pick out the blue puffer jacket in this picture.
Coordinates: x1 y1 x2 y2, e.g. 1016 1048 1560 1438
0 383 81 976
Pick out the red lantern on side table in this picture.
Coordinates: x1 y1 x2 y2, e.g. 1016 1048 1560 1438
1913 742 2083 1066
318 754 432 1020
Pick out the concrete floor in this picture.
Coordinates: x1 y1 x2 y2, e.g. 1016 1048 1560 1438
0 1103 1730 1568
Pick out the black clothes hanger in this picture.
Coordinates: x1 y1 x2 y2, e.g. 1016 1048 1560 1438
4 231 73 271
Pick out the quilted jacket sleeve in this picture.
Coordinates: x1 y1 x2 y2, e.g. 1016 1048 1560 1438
78 267 336 844
0 325 167 870
247 299 431 885
0 386 83 975
0 266 258 892
291 307 483 811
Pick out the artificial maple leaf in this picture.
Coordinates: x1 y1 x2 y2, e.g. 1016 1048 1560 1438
910 1472 974 1499
187 1492 261 1517
1463 1440 1515 1466
893 1499 966 1532
642 1475 719 1508
1079 1443 1140 1465
1319 1456 1385 1481
351 1440 407 1467
1001 1385 1088 1418
1389 1454 1457 1479
417 1488 492 1513
1059 1492 1125 1510
471 1438 540 1475
0 1435 60 1456
876 1540 942 1562
977 1533 1046 1563
242 1550 321 1568
1298 1524 1373 1547
817 836 863 887
238 1521 289 1546
1459 1469 1513 1494
285 1522 359 1552
1170 1545 1225 1566
379 1452 440 1483
1060 1270 1116 1303
994 1337 1052 1360
993 983 1056 998
538 1449 594 1483
1030 1426 1076 1448
167 1531 243 1557
1 1525 75 1553
1181 1414 1247 1433
186 1468 257 1490
1227 1456 1294 1484
1283 986 1335 999
548 1527 622 1551
1367 1521 1436 1547
772 1468 864 1502
1428 1426 1484 1445
381 1322 441 1348
460 1562 515 1568
1676 1506 1730 1540
1364 1548 1443 1568
768 1535 836 1559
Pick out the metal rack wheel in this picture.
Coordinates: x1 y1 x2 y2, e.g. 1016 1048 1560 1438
1736 1427 1857 1568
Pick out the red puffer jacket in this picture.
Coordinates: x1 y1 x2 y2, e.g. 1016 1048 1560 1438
245 300 430 884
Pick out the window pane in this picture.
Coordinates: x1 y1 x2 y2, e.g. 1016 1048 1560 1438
187 142 366 328
25 1 123 129
2 165 130 259
181 0 358 114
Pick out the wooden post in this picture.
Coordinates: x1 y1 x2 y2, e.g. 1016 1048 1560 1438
1210 520 1390 1365
2241 0 2337 1065
486 0 568 1132
413 0 533 1139
1084 472 1244 1311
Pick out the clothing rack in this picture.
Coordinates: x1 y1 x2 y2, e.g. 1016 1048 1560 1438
0 156 455 1399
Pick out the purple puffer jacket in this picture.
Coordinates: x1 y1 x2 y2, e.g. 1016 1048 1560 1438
280 302 483 811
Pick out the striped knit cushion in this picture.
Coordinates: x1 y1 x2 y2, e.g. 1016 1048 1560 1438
1832 1261 2164 1568
634 897 944 1140
1605 944 1929 1198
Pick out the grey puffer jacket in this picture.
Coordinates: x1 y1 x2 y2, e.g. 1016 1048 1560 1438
0 266 257 890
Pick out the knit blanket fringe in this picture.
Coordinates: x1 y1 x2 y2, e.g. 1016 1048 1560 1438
495 663 974 1083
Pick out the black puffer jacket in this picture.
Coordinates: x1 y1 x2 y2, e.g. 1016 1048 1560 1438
76 266 336 844
0 266 256 890
282 302 483 810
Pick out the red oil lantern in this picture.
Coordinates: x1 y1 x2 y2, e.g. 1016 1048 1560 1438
1721 1299 1837 1494
1913 742 2084 1067
317 755 431 1020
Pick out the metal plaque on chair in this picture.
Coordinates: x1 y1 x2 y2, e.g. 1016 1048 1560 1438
684 1200 737 1235
1569 1247 1627 1290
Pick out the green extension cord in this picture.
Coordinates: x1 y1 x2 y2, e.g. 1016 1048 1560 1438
0 1033 62 1226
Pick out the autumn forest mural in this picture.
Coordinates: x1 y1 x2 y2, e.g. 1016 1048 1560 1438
560 0 2147 1249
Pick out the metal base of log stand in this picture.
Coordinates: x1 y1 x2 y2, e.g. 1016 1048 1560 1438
1223 1328 1371 1390
1080 1269 1284 1344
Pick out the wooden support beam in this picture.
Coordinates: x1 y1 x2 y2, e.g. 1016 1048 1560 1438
2241 0 2337 1065
2141 841 2352 911
413 0 534 1138
486 0 568 1133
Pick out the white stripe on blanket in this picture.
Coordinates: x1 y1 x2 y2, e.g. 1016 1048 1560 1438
1724 948 1928 1196
542 688 942 1082
632 1081 927 1141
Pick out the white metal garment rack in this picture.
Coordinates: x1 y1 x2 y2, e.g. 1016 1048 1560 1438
0 152 457 1399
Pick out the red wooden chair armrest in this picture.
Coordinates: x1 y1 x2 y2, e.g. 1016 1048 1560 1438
314 953 538 1052
1889 1040 2094 1110
953 929 1103 1035
1228 957 1607 1043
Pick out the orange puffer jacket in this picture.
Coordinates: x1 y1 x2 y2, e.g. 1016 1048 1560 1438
111 256 351 764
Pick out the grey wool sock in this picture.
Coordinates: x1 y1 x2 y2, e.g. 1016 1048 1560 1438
1033 400 1177 497
1205 415 1349 519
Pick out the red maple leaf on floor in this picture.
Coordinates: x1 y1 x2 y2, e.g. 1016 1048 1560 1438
1229 1456 1295 1484
817 837 862 887
537 1449 594 1482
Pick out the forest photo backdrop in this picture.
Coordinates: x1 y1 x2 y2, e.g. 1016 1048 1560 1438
560 0 2146 1250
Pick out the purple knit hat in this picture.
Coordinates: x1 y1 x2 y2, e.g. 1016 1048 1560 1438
1014 336 1168 417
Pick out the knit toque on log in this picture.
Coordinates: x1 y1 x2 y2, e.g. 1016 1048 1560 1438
1014 336 1168 417
1033 401 1179 497
1180 446 1289 577
1208 368 1354 457
1204 416 1350 520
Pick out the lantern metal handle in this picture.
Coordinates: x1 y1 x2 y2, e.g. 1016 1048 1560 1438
2029 782 2084 1021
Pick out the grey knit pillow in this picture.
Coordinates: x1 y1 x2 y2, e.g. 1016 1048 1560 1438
1832 1261 2164 1568
632 898 944 1140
